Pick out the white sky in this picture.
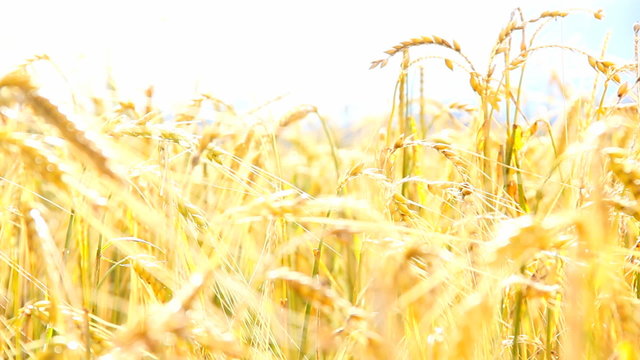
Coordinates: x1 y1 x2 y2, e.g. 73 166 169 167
1 0 637 121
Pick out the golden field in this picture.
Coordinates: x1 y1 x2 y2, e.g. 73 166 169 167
0 8 639 360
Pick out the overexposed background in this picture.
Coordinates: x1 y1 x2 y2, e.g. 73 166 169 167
1 0 638 122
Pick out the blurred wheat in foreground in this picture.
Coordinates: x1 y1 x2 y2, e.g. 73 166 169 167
0 8 639 360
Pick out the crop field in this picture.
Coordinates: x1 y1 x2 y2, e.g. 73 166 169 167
0 6 639 360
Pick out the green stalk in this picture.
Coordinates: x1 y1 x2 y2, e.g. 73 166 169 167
511 288 524 360
400 51 411 197
480 95 491 192
386 80 401 148
594 81 609 121
298 112 341 360
503 46 513 189
63 210 75 261
317 114 341 182
512 152 529 212
298 242 323 360
504 62 527 188
269 131 283 191
419 66 426 133
545 301 554 360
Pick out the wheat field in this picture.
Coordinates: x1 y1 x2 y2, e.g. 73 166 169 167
0 8 639 360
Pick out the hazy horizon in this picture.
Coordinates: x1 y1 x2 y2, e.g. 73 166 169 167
2 0 638 122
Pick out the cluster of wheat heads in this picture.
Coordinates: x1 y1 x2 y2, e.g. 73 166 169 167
0 7 639 360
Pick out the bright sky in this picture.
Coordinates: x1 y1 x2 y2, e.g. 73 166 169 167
1 0 638 121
